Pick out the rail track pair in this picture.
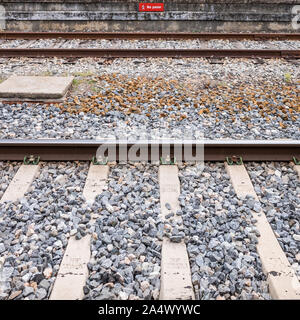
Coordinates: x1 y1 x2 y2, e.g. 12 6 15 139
0 32 299 59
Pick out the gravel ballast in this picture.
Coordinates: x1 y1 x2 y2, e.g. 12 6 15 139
0 160 297 300
246 162 300 279
84 163 161 300
178 162 270 300
0 57 299 141
0 39 299 50
0 162 20 200
0 161 89 300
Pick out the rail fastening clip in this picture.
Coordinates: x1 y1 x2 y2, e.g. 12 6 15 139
226 156 243 165
293 156 300 165
160 155 176 165
92 156 108 165
23 155 40 165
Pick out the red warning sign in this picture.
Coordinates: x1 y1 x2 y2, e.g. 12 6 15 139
139 3 164 12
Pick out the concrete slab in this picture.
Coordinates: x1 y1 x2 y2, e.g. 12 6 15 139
159 165 180 219
0 164 39 203
0 76 73 100
49 235 91 300
159 165 195 300
82 164 109 204
160 238 194 300
0 97 67 103
226 164 300 299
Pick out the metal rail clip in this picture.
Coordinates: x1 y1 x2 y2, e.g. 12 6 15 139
160 155 176 165
226 155 243 165
23 155 40 165
293 156 300 165
92 156 108 165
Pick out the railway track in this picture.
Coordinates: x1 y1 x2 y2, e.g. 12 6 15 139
0 146 299 300
0 32 299 59
0 48 299 59
0 32 300 41
0 139 299 162
0 32 299 301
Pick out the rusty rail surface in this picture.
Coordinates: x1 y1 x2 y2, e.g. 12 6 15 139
0 32 300 40
0 139 298 162
0 48 299 59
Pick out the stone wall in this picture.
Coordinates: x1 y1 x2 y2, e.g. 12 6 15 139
0 1 299 32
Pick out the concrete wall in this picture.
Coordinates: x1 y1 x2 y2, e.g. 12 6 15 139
0 1 299 32
0 0 299 3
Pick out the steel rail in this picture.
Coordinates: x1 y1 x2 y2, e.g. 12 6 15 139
0 48 299 59
0 139 298 162
0 32 300 40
